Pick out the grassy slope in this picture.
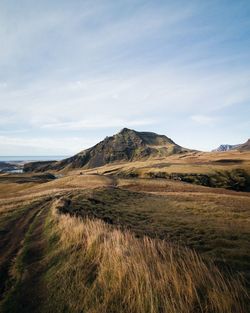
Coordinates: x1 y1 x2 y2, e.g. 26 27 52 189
0 173 249 312
56 182 250 287
74 150 250 191
41 203 246 313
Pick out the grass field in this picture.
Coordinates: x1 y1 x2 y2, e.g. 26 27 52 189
0 171 249 312
75 150 250 191
55 180 250 288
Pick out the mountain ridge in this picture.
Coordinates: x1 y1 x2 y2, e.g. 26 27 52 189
212 139 250 152
212 144 240 152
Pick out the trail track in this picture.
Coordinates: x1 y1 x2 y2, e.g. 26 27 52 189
0 198 51 313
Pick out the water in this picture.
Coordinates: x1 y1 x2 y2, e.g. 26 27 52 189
0 156 68 162
0 156 68 173
8 169 23 173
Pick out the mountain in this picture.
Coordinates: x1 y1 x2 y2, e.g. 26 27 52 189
238 139 250 151
212 139 250 152
212 144 240 152
24 128 190 172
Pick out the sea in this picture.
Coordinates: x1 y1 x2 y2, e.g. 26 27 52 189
0 156 68 173
0 156 68 162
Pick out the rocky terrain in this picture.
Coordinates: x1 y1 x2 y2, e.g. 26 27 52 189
213 139 250 152
239 138 250 151
212 144 240 152
0 161 23 173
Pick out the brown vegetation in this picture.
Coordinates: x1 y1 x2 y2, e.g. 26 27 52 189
0 172 249 312
43 200 246 313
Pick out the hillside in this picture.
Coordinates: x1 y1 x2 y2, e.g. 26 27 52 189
22 130 250 192
73 149 250 191
239 139 250 151
24 128 190 172
0 173 249 312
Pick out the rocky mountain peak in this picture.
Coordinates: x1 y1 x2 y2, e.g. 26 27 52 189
24 129 190 172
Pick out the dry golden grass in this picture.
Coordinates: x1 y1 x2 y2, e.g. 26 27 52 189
0 182 35 198
1 170 250 312
67 151 250 192
117 176 250 196
0 174 114 203
72 150 250 176
31 174 114 192
42 199 247 313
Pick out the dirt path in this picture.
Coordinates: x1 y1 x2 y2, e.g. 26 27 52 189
0 198 51 313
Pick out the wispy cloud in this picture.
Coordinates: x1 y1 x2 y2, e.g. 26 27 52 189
0 135 95 155
42 118 155 130
191 115 218 126
1 69 249 127
0 0 249 154
0 129 28 134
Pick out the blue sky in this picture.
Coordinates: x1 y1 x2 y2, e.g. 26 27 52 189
0 0 249 155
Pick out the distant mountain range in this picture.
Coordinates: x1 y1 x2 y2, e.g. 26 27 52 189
24 128 191 172
212 139 250 152
212 144 240 152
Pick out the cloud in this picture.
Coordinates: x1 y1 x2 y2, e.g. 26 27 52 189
0 1 249 154
41 118 155 130
0 135 95 155
191 115 218 125
0 82 7 88
1 68 249 128
0 129 28 134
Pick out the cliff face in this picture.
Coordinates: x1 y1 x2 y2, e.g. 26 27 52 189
23 128 190 172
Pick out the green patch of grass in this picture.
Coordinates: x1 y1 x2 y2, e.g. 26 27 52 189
0 206 28 230
144 168 250 191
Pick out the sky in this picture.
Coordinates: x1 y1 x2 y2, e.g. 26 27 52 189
0 0 250 155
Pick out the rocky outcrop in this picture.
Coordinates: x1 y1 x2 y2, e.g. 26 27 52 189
0 161 23 173
212 139 250 152
23 161 57 173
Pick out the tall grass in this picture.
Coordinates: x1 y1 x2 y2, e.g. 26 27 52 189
44 199 246 313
